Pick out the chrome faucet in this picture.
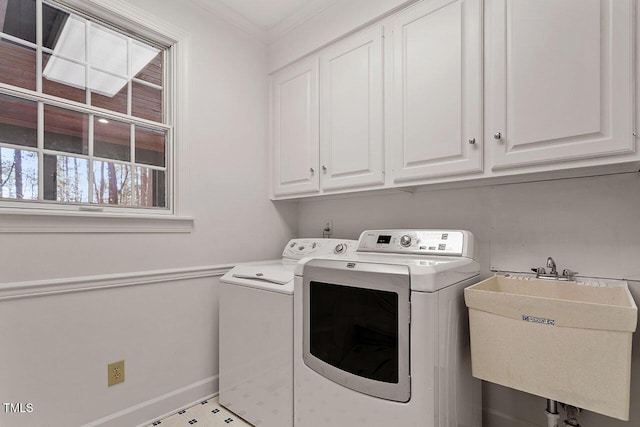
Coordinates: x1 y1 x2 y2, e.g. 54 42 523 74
531 257 578 281
546 257 557 276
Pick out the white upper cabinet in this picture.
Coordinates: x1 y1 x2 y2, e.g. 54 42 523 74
487 0 635 170
271 57 320 197
390 0 483 183
269 0 638 199
319 26 385 191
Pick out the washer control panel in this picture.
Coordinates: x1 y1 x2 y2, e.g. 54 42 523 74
282 238 357 260
357 230 470 257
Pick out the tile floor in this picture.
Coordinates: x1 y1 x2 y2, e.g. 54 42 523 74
147 396 253 427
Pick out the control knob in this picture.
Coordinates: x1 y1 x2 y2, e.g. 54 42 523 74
334 243 347 254
400 235 412 247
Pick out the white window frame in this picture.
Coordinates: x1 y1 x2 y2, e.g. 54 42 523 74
0 0 193 233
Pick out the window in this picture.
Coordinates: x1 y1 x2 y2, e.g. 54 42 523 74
0 0 171 211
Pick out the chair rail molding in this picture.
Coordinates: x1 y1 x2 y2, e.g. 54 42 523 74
0 264 233 301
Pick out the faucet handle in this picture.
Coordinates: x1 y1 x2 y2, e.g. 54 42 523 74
531 267 546 276
562 269 578 278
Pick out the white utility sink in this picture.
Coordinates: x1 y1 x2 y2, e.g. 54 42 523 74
464 274 637 421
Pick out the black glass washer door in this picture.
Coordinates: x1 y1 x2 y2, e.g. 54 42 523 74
309 281 399 383
302 260 411 403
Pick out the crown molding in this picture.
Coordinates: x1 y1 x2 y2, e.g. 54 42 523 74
56 0 189 43
188 0 337 44
190 0 269 42
268 0 338 42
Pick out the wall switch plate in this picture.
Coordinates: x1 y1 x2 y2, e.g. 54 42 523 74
108 360 125 386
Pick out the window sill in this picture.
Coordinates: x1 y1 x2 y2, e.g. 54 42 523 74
0 208 194 234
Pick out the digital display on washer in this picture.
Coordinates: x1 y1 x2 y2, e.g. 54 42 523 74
376 235 392 244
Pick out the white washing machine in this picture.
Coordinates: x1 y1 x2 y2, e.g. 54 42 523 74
219 238 357 427
294 230 482 427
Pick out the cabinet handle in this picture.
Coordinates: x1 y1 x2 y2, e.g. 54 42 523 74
310 168 315 175
494 132 502 140
468 138 476 145
322 165 327 173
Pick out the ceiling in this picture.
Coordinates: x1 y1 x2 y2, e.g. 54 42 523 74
215 0 315 29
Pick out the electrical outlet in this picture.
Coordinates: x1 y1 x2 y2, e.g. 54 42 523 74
323 220 333 237
108 360 125 386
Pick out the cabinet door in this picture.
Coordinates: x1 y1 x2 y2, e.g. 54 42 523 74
390 0 483 183
488 0 634 170
272 57 320 197
319 26 385 191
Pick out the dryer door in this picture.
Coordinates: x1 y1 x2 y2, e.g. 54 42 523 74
302 259 411 402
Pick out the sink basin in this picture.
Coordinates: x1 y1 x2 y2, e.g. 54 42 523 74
464 274 637 420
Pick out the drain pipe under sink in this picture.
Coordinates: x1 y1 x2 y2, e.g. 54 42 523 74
546 400 583 427
546 399 560 427
564 405 581 426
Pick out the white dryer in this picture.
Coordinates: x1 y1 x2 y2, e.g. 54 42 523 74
294 230 482 427
219 238 357 427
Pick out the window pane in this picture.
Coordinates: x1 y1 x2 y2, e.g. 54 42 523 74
91 82 127 114
42 8 88 103
90 25 127 76
42 2 71 50
1 0 36 44
94 117 130 161
0 94 37 148
89 68 127 100
43 154 88 203
0 147 38 200
43 53 87 103
135 126 165 167
43 11 86 61
41 4 161 108
92 160 132 205
135 167 165 208
44 106 89 155
134 47 162 86
0 38 36 90
132 82 162 123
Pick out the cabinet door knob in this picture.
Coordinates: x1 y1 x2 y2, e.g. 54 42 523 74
494 132 502 140
310 168 315 175
468 138 476 145
322 165 327 172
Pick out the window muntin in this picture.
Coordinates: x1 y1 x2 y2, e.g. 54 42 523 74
0 0 170 210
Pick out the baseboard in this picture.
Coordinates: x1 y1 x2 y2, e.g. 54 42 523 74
483 408 541 427
82 375 219 427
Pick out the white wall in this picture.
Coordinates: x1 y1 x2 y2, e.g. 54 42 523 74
1 274 222 427
296 172 640 426
0 1 297 425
